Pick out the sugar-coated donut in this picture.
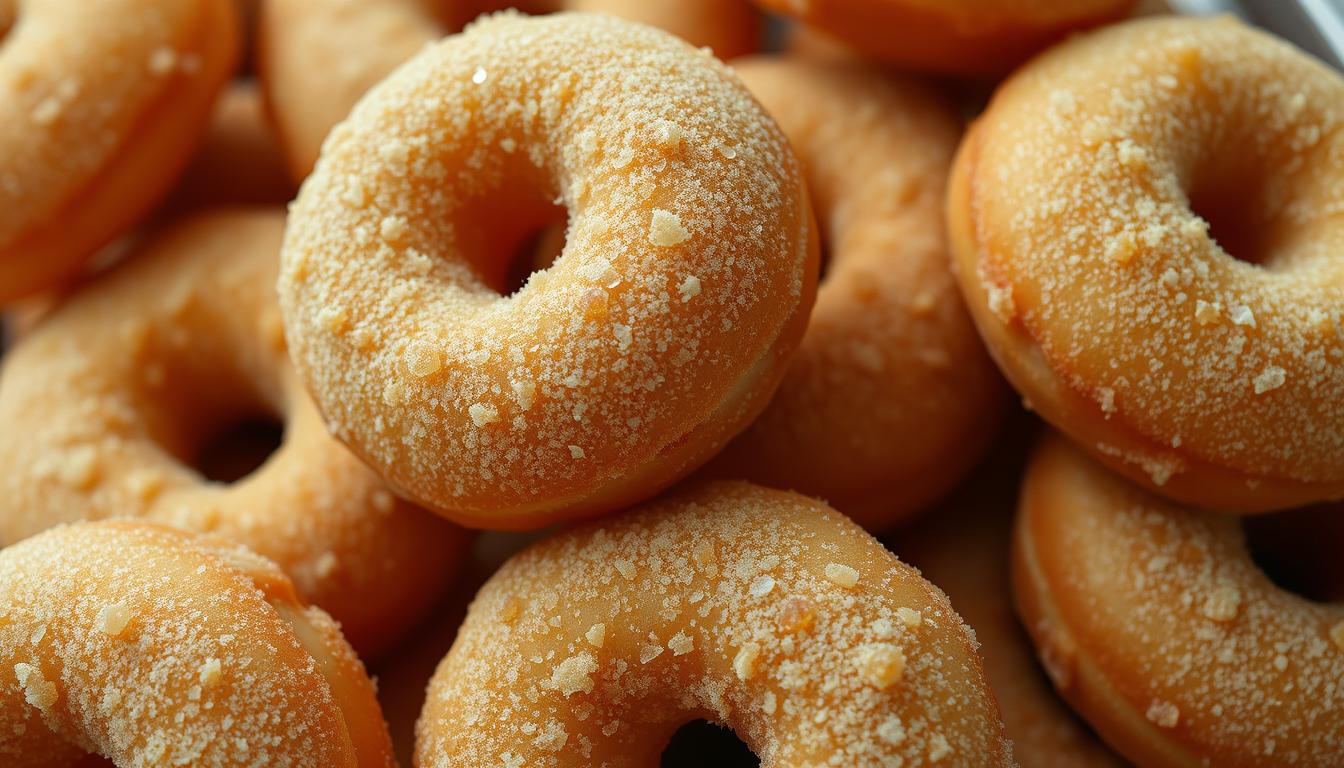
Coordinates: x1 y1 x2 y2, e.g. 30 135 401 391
279 12 818 530
162 82 296 215
949 16 1344 512
417 481 1011 766
894 433 1125 768
0 0 238 303
259 0 760 180
707 57 1004 530
0 520 395 767
0 209 467 657
753 0 1135 75
1014 432 1344 767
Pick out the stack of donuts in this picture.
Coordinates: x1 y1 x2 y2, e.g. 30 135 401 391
1 0 1340 765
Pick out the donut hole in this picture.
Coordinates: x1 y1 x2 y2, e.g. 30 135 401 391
449 157 567 297
1243 505 1344 604
1187 170 1274 268
194 416 285 483
502 213 569 297
661 720 758 767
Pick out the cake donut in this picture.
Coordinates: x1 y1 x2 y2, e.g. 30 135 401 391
258 0 760 180
0 0 238 303
707 57 1004 530
1015 432 1344 767
0 520 395 767
0 209 467 657
894 431 1125 768
279 12 818 529
416 481 1012 767
949 16 1344 512
752 0 1134 75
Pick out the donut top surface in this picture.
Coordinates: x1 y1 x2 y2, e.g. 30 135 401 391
280 11 813 523
965 16 1344 488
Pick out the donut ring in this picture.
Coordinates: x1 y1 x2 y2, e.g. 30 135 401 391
949 16 1344 512
416 481 1012 766
895 439 1125 767
752 0 1134 75
0 0 238 303
707 56 1004 530
258 0 760 180
1015 432 1344 767
279 12 818 529
0 209 467 657
0 520 394 767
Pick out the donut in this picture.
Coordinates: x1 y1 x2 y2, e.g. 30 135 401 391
258 0 761 180
278 12 818 530
0 0 238 303
706 56 1004 530
0 209 467 657
0 520 395 767
948 16 1344 512
753 0 1135 75
1014 431 1344 766
894 428 1125 767
162 82 296 216
416 481 1012 766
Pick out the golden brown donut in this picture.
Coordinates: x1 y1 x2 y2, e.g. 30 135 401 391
706 56 1004 530
0 209 467 657
258 0 760 180
0 520 394 767
893 427 1126 768
417 481 1013 767
949 16 1344 513
161 81 296 215
754 0 1134 75
279 12 818 530
0 0 238 303
1015 432 1344 767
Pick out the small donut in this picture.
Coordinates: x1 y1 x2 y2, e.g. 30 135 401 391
162 82 296 216
894 432 1125 768
0 0 238 303
279 12 818 529
949 16 1344 512
1014 432 1344 767
753 0 1135 75
706 56 1004 530
258 0 760 180
416 481 1012 766
0 209 467 657
0 520 394 767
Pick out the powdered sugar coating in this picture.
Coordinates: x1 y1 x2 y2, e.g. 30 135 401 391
1016 433 1344 766
416 481 1011 767
279 12 815 528
952 16 1344 510
0 521 393 767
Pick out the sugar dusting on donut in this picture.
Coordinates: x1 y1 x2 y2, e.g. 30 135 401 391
417 482 1011 766
962 16 1344 487
280 12 814 520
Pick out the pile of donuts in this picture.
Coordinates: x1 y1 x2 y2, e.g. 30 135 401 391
1 0 1341 765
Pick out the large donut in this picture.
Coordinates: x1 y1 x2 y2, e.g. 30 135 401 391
949 16 1344 512
258 0 761 180
278 12 818 530
707 56 1004 530
0 209 467 657
0 0 237 303
1015 432 1344 766
752 0 1134 75
894 432 1125 767
0 521 394 767
417 481 1012 766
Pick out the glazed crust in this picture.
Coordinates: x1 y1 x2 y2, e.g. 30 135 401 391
279 12 818 529
949 16 1344 512
417 481 1012 767
1014 432 1344 767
